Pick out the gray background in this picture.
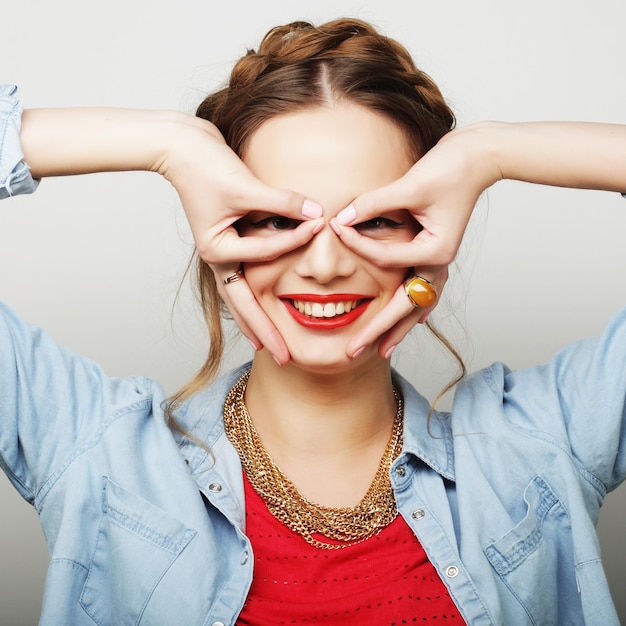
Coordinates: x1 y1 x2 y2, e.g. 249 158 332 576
1 0 625 623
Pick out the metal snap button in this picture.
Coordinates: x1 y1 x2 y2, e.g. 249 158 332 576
411 509 425 520
208 483 222 493
446 565 459 578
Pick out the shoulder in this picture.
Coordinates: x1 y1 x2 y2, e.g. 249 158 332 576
450 306 626 492
171 362 252 445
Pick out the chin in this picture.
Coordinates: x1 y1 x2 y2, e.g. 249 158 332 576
290 355 352 375
286 342 379 376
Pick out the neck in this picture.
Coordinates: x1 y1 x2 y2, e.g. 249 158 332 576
242 350 398 507
246 350 397 455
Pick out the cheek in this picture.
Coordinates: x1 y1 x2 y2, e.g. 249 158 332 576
370 265 409 300
241 263 279 301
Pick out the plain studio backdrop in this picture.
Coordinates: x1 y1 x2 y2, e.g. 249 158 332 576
1 0 625 623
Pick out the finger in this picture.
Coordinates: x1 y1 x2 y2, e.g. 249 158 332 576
378 266 447 355
346 285 413 357
230 173 323 220
347 265 446 358
218 288 262 350
335 175 418 225
377 309 424 358
218 274 290 364
199 218 324 265
215 270 261 347
331 220 457 268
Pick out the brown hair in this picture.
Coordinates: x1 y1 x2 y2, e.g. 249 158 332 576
166 18 459 428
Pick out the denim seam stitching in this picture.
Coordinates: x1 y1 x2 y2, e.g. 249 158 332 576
33 397 154 510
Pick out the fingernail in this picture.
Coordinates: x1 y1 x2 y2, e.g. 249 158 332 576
336 204 357 226
384 345 397 360
329 220 341 236
301 199 323 219
418 313 430 324
272 354 283 367
352 346 365 359
313 220 325 234
246 338 258 351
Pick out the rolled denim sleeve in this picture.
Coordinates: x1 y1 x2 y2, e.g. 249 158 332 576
0 84 39 199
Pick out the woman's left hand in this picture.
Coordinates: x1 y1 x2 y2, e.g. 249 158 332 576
330 124 502 357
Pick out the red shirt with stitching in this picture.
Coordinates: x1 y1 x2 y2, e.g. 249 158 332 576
237 472 465 625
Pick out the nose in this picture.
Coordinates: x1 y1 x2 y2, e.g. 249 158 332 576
293 222 357 284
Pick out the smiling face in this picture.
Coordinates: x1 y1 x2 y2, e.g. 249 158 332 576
239 103 419 372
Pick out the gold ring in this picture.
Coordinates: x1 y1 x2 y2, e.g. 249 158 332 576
404 275 437 308
222 269 244 285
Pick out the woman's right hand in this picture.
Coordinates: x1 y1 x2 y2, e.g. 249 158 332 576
21 109 324 363
156 115 325 364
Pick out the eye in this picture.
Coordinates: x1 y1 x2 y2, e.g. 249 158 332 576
354 217 404 232
236 212 303 237
250 215 302 231
352 212 423 240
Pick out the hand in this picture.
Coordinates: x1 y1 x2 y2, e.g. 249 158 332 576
329 123 503 357
157 116 324 363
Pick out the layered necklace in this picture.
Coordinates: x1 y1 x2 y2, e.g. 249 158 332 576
223 371 404 550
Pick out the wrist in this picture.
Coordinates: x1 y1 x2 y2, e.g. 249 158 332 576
155 115 226 188
441 121 507 190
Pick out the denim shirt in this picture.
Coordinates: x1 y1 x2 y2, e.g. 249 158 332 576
2 85 625 625
0 85 39 198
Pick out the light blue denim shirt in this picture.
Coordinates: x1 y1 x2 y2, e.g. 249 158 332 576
0 85 39 198
2 86 625 625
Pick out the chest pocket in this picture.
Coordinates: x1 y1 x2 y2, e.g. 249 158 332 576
80 477 196 626
484 475 581 625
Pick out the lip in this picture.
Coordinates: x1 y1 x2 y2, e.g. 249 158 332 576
280 293 372 330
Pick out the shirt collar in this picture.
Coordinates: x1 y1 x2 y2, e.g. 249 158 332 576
175 364 456 483
392 371 456 481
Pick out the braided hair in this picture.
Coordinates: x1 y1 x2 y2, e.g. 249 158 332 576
197 18 454 159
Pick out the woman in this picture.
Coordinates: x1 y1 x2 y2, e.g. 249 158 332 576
2 18 626 625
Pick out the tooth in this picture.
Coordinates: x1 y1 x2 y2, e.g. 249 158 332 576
344 301 352 313
336 302 345 315
352 300 358 310
323 303 336 317
304 302 312 316
311 303 324 317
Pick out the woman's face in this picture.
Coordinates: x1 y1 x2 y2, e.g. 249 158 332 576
239 103 419 372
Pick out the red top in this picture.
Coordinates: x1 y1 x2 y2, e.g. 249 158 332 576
237 472 465 625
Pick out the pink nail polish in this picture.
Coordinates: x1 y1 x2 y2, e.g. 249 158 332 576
329 220 341 236
272 354 283 367
384 345 397 360
352 346 365 359
301 199 323 219
337 204 357 226
313 221 325 234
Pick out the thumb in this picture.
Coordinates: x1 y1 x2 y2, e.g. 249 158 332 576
335 172 420 226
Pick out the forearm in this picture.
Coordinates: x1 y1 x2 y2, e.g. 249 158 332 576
20 107 201 179
462 120 626 193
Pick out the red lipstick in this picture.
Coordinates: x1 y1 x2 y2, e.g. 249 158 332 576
280 293 372 330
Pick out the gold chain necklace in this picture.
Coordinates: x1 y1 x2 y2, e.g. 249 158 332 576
223 371 404 550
